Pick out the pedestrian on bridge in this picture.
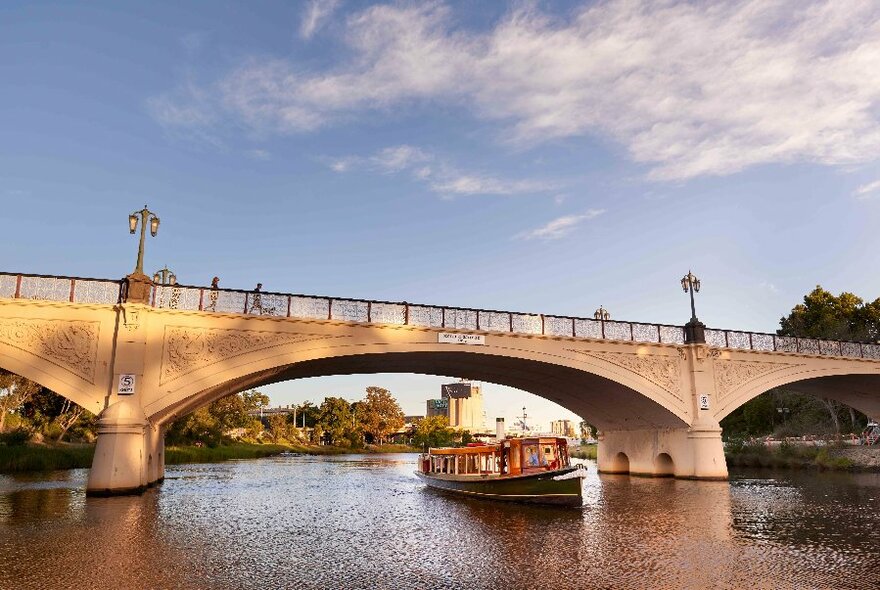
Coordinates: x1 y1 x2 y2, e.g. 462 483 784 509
205 276 220 311
250 282 263 314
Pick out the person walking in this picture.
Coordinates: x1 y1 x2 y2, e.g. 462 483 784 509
250 282 263 314
205 276 220 311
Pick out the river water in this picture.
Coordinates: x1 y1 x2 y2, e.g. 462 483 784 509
0 454 877 589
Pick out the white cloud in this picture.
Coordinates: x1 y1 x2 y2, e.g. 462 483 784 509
519 210 606 240
325 145 558 196
854 179 880 199
300 0 341 40
151 1 880 181
429 174 557 196
370 145 431 172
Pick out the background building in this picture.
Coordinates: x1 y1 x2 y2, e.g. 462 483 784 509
551 419 577 438
426 398 448 418
441 381 485 432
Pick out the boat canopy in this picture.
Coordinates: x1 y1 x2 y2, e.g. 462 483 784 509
421 437 570 477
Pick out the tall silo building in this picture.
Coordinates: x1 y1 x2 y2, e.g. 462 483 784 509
441 381 485 432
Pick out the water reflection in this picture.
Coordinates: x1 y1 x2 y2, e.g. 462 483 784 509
0 457 878 589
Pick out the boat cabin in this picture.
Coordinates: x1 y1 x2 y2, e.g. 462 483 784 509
420 437 571 477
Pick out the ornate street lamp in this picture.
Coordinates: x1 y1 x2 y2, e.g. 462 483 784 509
681 270 705 344
124 205 161 304
594 306 611 321
152 265 177 286
129 205 160 275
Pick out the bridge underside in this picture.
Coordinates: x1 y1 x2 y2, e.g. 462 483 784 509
781 375 880 420
152 351 690 432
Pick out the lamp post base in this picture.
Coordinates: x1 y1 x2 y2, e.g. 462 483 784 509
684 320 706 344
124 272 152 304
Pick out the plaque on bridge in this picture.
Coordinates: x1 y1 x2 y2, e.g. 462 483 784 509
118 374 136 395
438 333 486 345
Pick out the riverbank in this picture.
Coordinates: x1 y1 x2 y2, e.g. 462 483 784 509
570 445 597 460
724 441 880 471
0 442 419 474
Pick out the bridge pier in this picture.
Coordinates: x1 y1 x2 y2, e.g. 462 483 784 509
86 400 152 496
597 426 727 480
145 422 165 486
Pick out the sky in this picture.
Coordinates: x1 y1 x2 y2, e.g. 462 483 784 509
2 1 880 429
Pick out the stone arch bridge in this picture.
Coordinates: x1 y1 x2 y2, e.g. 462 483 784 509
2 272 879 495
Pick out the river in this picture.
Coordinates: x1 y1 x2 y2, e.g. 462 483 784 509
0 454 877 589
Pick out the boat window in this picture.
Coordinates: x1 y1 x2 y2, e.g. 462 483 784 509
523 444 543 467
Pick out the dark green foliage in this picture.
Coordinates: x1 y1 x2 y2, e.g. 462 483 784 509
0 429 31 446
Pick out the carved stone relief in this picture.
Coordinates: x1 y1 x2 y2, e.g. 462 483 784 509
569 350 683 400
0 318 99 383
161 326 343 384
713 359 792 402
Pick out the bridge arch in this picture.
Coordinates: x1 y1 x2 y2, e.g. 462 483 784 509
713 360 880 423
148 346 692 431
0 347 105 415
654 453 674 476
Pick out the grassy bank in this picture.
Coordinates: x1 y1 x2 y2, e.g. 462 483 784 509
570 445 597 460
0 442 420 474
0 444 95 473
725 440 854 471
165 443 294 465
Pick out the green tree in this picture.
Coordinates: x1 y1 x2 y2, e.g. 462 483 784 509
317 397 354 445
358 387 404 444
724 286 874 438
210 394 251 431
265 414 291 442
241 390 270 414
778 286 880 341
0 370 41 433
412 415 454 450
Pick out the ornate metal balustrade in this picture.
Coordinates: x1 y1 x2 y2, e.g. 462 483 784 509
3 271 880 360
0 272 122 305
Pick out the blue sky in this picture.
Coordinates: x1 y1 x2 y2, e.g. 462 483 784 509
3 1 880 428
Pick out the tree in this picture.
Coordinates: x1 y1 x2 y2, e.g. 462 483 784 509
777 285 875 435
358 387 404 445
209 394 251 431
412 415 453 450
317 397 354 445
265 414 291 442
241 390 270 414
778 286 880 342
0 370 41 433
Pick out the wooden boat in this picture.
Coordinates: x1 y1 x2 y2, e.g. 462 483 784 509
415 437 585 506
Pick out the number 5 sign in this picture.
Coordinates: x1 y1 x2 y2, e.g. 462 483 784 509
118 374 136 395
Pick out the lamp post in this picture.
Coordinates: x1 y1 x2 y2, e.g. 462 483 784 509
681 270 706 344
152 266 177 286
594 306 610 338
124 206 160 304
128 205 160 275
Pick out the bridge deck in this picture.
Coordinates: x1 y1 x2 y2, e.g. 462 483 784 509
3 271 879 361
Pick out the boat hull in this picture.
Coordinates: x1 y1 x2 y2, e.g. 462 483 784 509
415 466 583 506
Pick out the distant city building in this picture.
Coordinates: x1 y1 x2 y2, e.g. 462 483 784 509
441 381 485 432
551 419 577 438
426 398 448 418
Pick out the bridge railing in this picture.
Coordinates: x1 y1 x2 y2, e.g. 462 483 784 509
4 272 880 360
704 329 880 360
0 272 122 305
148 282 689 346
